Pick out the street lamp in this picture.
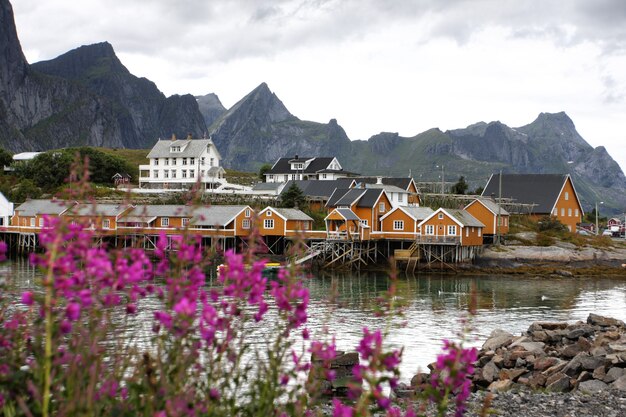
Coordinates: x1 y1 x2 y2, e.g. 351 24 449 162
595 201 604 235
435 165 444 194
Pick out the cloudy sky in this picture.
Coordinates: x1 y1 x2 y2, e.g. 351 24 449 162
11 0 626 172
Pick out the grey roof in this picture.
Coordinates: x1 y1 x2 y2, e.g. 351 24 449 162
446 209 485 228
281 180 347 199
402 207 435 221
356 189 385 208
353 177 415 191
272 208 313 221
146 139 221 159
267 157 336 174
120 205 191 223
252 182 285 192
468 198 510 216
15 199 73 216
328 188 365 207
333 208 361 221
66 203 132 217
206 166 225 175
363 183 406 194
191 205 248 226
482 174 570 214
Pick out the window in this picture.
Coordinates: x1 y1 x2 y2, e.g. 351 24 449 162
103 219 110 229
39 218 44 227
269 175 274 180
172 158 177 166
153 170 158 178
154 159 159 166
164 158 169 166
425 224 434 235
379 202 385 213
575 209 579 217
264 219 274 229
568 208 572 217
182 158 187 165
561 208 565 217
201 157 205 166
210 158 215 167
478 228 482 237
564 191 569 201
170 146 181 152
201 170 205 177
245 208 251 217
438 213 444 220
164 170 169 179
182 218 189 227
321 173 327 179
242 219 251 229
182 170 187 178
266 210 272 216
466 227 469 237
291 174 297 180
190 170 195 178
552 208 557 216
190 158 195 165
284 175 288 181
293 163 304 170
361 220 368 227
398 193 403 203
161 218 169 227
171 170 176 179
393 220 404 230
30 218 35 227
447 225 457 235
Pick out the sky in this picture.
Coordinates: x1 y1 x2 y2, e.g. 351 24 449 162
11 0 626 173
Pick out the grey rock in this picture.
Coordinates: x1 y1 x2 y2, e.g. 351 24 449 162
588 313 626 328
546 373 571 392
483 331 514 351
482 360 500 383
578 379 608 393
612 375 626 391
488 379 513 392
604 367 625 383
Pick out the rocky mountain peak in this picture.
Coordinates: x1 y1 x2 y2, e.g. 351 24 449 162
195 93 226 127
0 0 28 101
32 41 129 80
223 82 294 124
519 111 587 147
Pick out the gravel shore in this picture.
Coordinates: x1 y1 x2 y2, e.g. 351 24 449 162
463 389 626 417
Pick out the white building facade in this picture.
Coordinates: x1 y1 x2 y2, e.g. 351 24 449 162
265 156 357 183
139 137 226 190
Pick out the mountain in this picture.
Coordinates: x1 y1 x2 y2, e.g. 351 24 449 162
0 0 206 150
195 93 226 127
208 82 352 169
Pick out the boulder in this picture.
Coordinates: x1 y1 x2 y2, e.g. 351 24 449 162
546 373 571 392
487 379 513 392
588 313 625 328
533 357 561 372
578 379 608 393
482 330 514 351
612 375 626 391
604 367 625 383
482 360 500 383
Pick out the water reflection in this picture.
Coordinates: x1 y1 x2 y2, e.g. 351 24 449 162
4 259 626 381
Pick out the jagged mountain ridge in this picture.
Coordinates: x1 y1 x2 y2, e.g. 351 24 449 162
0 0 206 150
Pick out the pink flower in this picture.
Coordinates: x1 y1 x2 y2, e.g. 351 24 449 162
66 302 81 321
173 297 196 317
332 399 354 417
21 291 34 305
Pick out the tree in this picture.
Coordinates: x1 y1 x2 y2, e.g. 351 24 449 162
0 147 13 170
258 164 272 181
281 183 306 209
10 179 42 202
473 186 484 196
451 176 469 195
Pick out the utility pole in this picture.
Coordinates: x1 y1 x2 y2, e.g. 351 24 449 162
496 170 502 245
441 165 444 195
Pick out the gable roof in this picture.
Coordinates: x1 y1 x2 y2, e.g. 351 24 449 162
356 189 386 208
146 139 221 159
353 177 416 191
381 206 435 222
418 208 485 228
465 198 510 216
15 199 74 216
482 174 574 214
281 180 345 199
120 205 191 223
272 208 314 221
325 208 361 221
191 206 249 227
65 203 132 217
327 188 365 207
267 157 335 174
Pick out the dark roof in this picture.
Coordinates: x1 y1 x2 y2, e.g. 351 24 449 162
281 180 351 199
482 174 570 214
327 188 364 207
356 189 385 208
267 157 335 174
353 177 415 191
315 168 360 176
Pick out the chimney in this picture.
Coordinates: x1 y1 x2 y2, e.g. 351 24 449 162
171 133 176 141
295 154 299 160
187 132 193 140
376 176 383 185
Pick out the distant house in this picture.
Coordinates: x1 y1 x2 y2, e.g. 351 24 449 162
464 198 510 236
4 152 43 172
417 208 485 246
112 172 132 186
63 203 133 231
257 207 314 237
326 188 391 233
379 206 434 239
12 199 75 229
607 218 622 228
278 179 355 211
139 134 226 190
0 192 14 227
352 177 421 206
482 174 583 232
264 156 358 183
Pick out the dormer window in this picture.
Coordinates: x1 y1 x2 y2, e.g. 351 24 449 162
171 146 181 153
292 163 304 170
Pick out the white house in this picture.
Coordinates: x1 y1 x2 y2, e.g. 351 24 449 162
139 135 226 190
264 156 358 183
0 192 14 226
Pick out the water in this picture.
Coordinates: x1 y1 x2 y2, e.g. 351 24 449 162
4 257 626 381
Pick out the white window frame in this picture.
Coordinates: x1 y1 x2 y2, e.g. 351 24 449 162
103 219 110 229
182 158 187 165
154 158 159 166
425 224 434 235
164 158 169 166
242 219 251 229
171 170 176 179
568 208 572 217
398 193 403 203
438 213 444 220
210 158 215 167
182 170 187 179
201 157 205 166
379 202 385 213
264 219 274 229
38 218 44 227
153 170 158 178
172 158 177 166
564 191 569 201
182 218 189 227
164 170 169 179
393 220 404 231
266 210 272 217
478 228 482 237
447 225 457 235
575 209 579 217
161 217 169 227
245 208 251 217
561 208 565 217
466 227 469 237
190 158 195 165
360 219 368 227
268 174 274 180
190 170 195 178
30 218 35 227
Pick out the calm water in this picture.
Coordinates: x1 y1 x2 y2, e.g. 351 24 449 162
4 257 626 381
